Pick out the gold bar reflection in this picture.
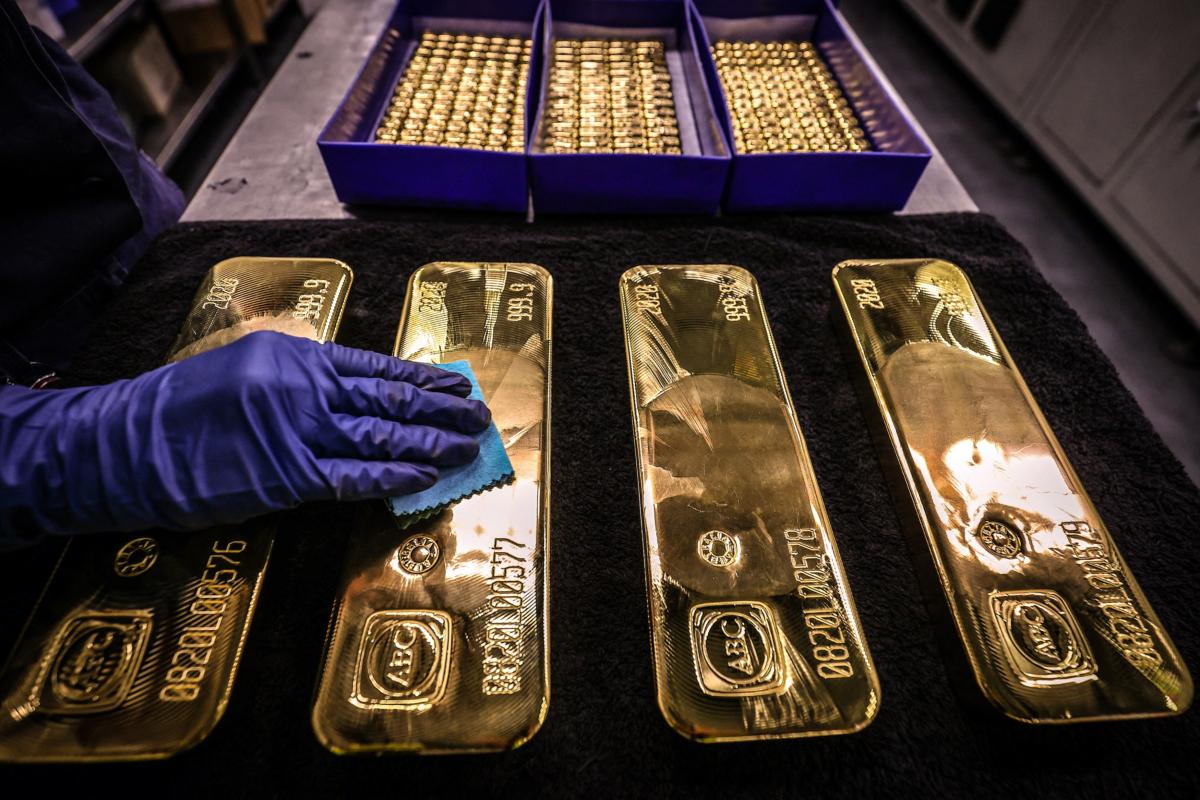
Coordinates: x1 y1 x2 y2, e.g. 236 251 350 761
832 258 1192 723
312 262 552 754
0 258 353 762
620 264 879 742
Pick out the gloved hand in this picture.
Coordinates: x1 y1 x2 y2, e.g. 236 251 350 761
0 331 491 543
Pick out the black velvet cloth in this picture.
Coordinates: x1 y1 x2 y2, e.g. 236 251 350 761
2 213 1197 796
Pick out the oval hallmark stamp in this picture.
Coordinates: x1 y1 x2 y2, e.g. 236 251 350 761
396 535 441 575
697 530 740 568
113 537 159 578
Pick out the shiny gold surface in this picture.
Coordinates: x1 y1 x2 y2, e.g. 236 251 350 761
312 262 551 754
375 31 530 151
832 258 1192 723
540 38 682 154
0 258 353 762
712 40 868 154
620 265 879 742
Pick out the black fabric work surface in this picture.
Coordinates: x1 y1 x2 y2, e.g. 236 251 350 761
3 213 1198 796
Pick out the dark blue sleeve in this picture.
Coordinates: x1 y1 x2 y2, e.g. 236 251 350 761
0 0 184 381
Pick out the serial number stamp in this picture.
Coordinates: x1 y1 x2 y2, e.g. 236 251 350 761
785 527 855 680
1062 520 1164 670
158 538 248 703
482 537 530 696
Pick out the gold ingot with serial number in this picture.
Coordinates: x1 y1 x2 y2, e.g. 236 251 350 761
312 262 552 754
832 258 1192 722
0 257 353 762
620 264 879 742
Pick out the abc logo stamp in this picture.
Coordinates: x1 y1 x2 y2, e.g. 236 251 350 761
353 610 452 709
690 601 788 697
990 590 1096 686
35 610 153 714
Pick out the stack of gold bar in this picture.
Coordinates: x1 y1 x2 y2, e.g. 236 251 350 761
541 38 681 154
375 31 530 151
711 40 868 154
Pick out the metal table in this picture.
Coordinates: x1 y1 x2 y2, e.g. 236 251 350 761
183 0 976 221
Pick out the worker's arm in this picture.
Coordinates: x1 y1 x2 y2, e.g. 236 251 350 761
0 331 490 546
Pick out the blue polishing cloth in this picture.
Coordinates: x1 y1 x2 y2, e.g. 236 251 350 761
388 360 514 525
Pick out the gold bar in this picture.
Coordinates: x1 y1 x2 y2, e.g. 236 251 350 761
832 258 1192 722
620 265 879 742
0 257 353 762
312 262 552 754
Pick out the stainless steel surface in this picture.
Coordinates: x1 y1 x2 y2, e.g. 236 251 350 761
64 0 142 62
183 0 975 220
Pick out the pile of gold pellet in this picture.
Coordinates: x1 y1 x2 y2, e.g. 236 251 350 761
712 40 868 153
375 31 530 150
540 38 681 154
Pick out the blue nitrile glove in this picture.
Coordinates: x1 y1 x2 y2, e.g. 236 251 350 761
0 331 491 545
